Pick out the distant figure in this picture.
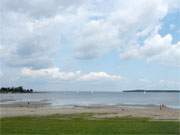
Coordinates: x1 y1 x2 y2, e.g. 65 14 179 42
28 102 30 105
162 104 166 108
160 104 166 110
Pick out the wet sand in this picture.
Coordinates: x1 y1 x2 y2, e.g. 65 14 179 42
0 101 180 120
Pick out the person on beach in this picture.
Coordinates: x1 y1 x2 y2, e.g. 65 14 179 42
160 104 166 110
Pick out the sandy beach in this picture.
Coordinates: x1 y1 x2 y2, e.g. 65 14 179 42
0 101 180 120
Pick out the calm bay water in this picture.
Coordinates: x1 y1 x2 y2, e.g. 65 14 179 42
0 92 180 108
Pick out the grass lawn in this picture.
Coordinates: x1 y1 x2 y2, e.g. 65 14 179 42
0 114 179 135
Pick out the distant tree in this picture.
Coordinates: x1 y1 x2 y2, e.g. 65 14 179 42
0 86 34 93
30 89 33 93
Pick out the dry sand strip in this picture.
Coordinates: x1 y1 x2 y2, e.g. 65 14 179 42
0 102 180 120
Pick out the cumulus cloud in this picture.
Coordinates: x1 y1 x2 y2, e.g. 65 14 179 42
21 67 122 81
0 12 70 68
0 0 86 69
0 0 180 90
80 72 122 81
1 0 84 19
121 34 180 66
74 0 170 59
1 0 179 68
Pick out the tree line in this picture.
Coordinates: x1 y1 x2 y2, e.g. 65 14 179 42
0 86 33 93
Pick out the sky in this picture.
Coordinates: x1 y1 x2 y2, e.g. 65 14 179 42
0 0 180 91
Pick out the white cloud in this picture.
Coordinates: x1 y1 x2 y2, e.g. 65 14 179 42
1 0 84 19
79 72 122 81
22 67 81 80
74 20 120 59
74 0 170 59
0 0 86 68
0 0 180 91
22 67 122 81
121 34 180 66
1 0 179 67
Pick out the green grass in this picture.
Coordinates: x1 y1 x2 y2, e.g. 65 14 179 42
0 114 179 135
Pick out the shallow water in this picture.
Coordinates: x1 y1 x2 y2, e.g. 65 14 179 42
0 91 180 108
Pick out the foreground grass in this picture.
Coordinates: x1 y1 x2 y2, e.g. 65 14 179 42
0 114 179 135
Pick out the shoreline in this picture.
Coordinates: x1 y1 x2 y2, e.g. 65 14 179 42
0 101 180 120
0 99 179 109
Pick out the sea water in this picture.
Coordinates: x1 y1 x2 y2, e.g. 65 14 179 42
0 91 180 109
